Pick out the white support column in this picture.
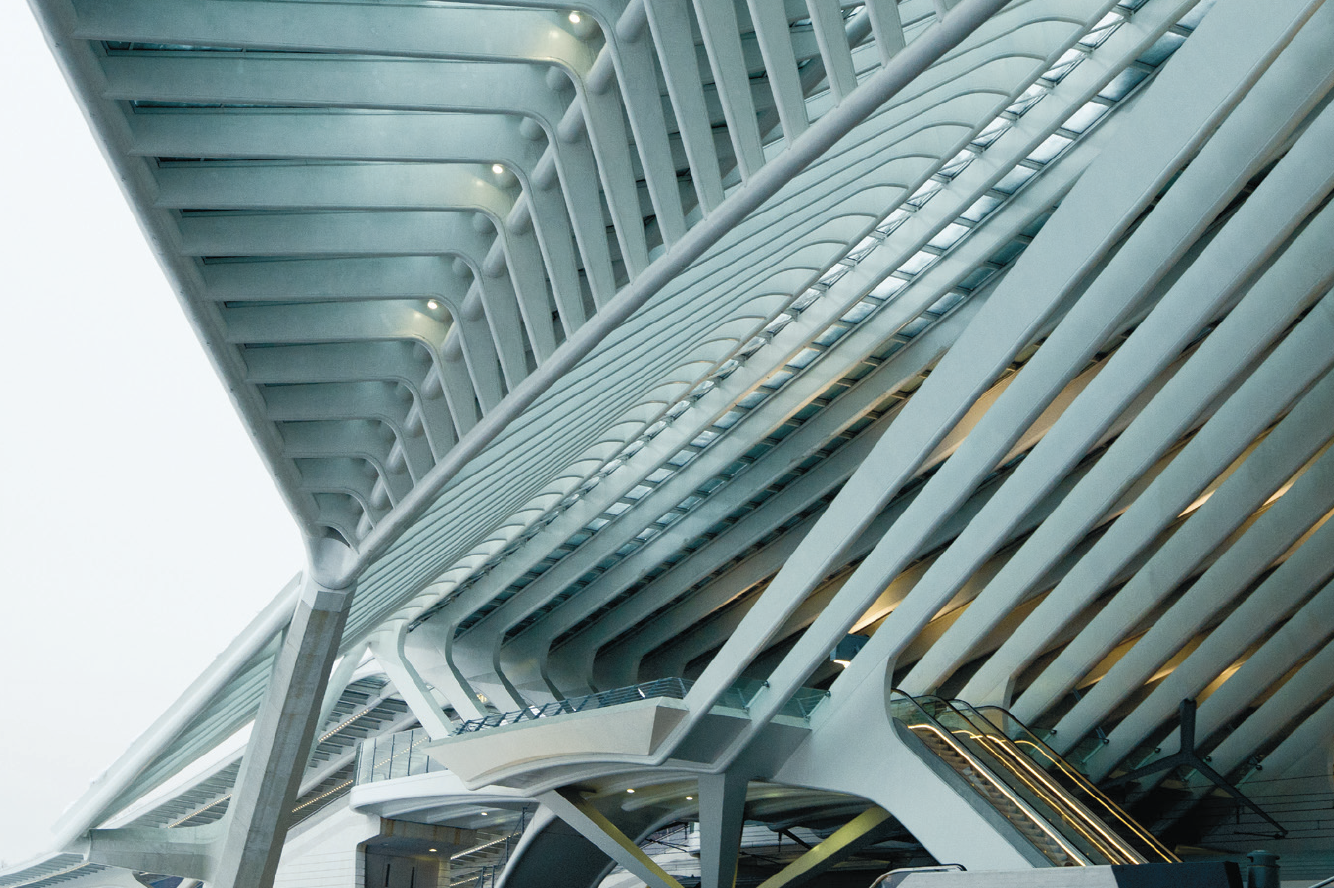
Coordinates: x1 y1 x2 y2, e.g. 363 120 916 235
682 0 1320 759
402 617 490 721
1188 576 1334 755
692 0 765 179
370 623 458 739
1046 435 1334 750
211 575 354 888
697 771 749 888
1081 367 1334 768
864 0 906 63
537 789 684 888
84 822 223 882
640 0 725 213
1208 644 1334 778
1094 521 1334 780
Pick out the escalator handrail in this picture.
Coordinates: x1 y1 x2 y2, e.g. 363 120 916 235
907 695 1133 864
890 692 1089 866
946 700 1145 864
969 703 1177 863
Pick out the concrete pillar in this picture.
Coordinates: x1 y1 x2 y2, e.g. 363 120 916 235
698 771 748 888
212 575 354 888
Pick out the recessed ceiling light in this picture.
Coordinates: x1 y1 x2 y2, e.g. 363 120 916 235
428 848 437 853
491 163 505 175
426 299 440 310
568 11 581 23
686 796 694 801
626 788 635 793
481 811 489 816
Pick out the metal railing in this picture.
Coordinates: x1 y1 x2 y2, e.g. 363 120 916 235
355 677 831 785
355 727 446 784
454 677 830 734
455 677 693 733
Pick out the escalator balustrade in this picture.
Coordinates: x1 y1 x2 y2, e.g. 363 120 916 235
890 692 1177 867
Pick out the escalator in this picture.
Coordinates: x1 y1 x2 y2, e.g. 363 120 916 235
890 692 1177 867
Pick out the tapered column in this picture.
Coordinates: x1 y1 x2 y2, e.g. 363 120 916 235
698 771 749 888
212 575 354 888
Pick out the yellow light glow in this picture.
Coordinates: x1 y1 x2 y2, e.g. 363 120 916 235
428 848 437 853
686 796 694 801
833 658 852 667
626 788 635 793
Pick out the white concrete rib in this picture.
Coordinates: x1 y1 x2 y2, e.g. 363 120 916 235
39 0 1334 869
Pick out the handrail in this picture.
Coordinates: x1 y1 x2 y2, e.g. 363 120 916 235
915 720 1088 866
971 704 1177 863
889 691 1175 866
355 727 446 784
354 677 830 786
453 677 830 735
455 677 693 734
890 692 1087 866
947 700 1138 863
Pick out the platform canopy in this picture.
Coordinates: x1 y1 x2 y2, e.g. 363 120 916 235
10 0 1334 884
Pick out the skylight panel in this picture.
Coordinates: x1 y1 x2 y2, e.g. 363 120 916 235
841 301 877 324
690 429 719 449
877 208 911 235
870 276 907 300
900 316 932 339
993 165 1038 194
1140 32 1187 66
899 250 936 276
960 194 1004 223
1006 83 1049 116
906 180 943 208
791 289 823 311
764 312 796 335
1042 47 1088 83
971 118 1012 149
1062 101 1110 134
847 235 881 261
926 291 965 316
813 324 850 348
786 347 823 370
1028 133 1073 165
737 390 768 410
938 149 977 179
927 222 970 251
819 264 852 286
1099 67 1148 101
712 409 745 430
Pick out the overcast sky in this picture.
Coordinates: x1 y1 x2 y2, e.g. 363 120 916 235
0 4 304 867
